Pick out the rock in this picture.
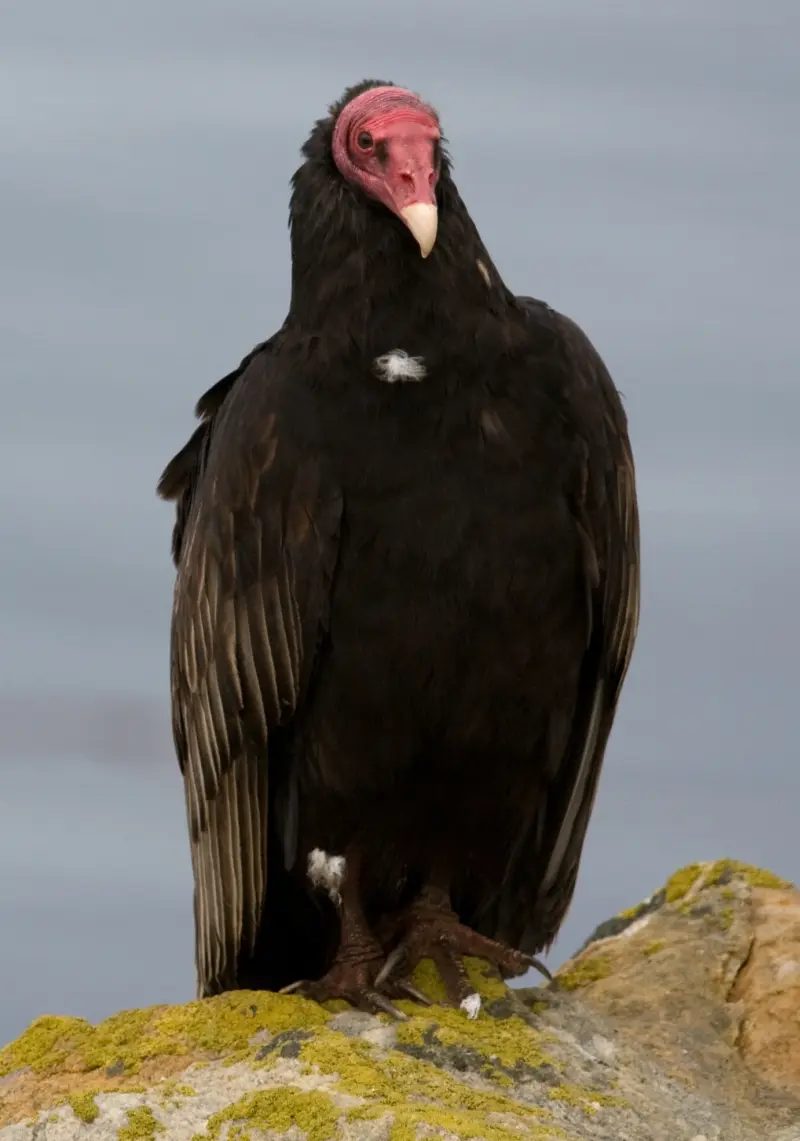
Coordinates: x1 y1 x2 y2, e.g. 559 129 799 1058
1 860 799 1141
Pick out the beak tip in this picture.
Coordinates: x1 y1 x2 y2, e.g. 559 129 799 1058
400 202 438 258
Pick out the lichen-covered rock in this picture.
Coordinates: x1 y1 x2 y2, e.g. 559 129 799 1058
2 861 799 1141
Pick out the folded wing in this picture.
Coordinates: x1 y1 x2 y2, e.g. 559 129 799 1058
496 301 641 951
159 350 342 995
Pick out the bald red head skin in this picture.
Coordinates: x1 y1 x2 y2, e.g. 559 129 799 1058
331 86 441 257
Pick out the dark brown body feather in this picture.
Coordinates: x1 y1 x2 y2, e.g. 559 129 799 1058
158 80 640 997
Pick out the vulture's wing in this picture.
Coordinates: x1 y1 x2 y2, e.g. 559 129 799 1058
158 347 342 996
497 299 640 952
157 335 277 565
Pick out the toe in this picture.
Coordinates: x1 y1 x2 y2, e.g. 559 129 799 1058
431 946 480 1009
449 927 537 980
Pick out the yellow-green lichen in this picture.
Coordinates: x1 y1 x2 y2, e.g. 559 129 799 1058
395 1004 551 1077
616 903 644 921
0 1015 89 1076
461 956 512 1002
66 1091 99 1123
408 956 509 1006
663 863 705 904
157 1078 198 1107
349 1103 560 1141
719 908 734 931
393 958 551 1077
320 999 352 1015
0 992 329 1080
409 957 449 1003
300 1028 554 1140
199 1089 340 1141
707 860 793 890
642 941 665 958
118 1106 165 1141
548 1084 627 1116
661 860 793 913
554 955 612 992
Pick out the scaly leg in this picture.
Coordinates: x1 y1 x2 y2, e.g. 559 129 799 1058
375 877 551 1017
280 845 430 1018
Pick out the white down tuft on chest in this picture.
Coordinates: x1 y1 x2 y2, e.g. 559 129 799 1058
373 350 428 383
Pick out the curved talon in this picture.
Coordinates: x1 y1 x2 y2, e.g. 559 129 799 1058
367 992 408 1020
525 955 553 982
375 946 405 990
278 979 309 996
396 981 433 1006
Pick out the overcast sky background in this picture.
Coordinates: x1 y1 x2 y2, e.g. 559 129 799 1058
1 0 797 1046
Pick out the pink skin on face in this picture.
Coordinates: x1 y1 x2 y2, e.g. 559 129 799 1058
332 86 441 256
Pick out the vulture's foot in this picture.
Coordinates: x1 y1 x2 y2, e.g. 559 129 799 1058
280 844 430 1019
279 948 409 1020
375 883 551 1015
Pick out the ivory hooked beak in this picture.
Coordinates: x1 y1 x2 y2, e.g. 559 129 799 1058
400 202 438 258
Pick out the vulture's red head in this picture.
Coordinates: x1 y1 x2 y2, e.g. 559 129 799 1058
332 86 441 258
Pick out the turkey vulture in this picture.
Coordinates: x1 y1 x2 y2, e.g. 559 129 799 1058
157 79 640 1017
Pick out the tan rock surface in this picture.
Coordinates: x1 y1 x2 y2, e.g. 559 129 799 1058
1 859 798 1140
553 857 800 1118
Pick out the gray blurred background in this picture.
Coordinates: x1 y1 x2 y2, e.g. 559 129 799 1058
1 0 797 1045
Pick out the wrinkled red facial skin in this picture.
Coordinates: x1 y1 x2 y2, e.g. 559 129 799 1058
332 86 441 225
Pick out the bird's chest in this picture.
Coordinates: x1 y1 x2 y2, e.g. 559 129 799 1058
314 362 581 665
288 355 587 783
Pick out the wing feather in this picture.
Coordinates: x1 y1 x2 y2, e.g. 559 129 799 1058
495 300 640 952
537 310 640 934
160 349 342 996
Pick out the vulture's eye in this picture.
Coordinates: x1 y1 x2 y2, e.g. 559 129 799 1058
356 131 374 151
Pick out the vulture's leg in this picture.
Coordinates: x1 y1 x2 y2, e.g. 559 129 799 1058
375 874 551 1015
280 846 430 1019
